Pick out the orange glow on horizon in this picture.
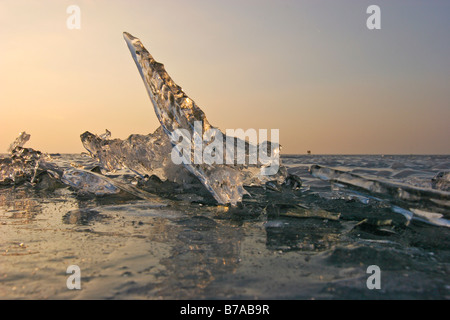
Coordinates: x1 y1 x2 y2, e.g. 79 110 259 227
1 1 449 155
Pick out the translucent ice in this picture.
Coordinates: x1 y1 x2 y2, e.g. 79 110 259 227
432 171 450 192
310 164 450 213
7 131 31 153
1 132 42 185
0 147 42 185
116 32 290 205
1 133 157 200
61 168 121 196
80 126 191 182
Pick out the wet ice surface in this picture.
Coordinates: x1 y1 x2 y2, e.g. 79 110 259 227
0 154 449 299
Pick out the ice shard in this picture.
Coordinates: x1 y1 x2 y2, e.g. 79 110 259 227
1 133 161 201
8 131 31 152
121 32 288 205
0 146 42 185
1 132 42 185
310 164 450 210
432 171 450 192
80 127 192 182
61 168 121 196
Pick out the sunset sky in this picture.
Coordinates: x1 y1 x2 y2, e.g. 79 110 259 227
1 0 449 154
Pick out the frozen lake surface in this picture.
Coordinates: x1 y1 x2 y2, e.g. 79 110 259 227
1 154 449 299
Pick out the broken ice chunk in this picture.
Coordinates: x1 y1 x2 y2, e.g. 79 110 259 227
61 168 121 196
122 32 290 205
431 171 450 192
7 131 30 153
1 132 42 185
80 127 194 183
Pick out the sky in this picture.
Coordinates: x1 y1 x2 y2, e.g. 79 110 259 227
0 0 449 154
